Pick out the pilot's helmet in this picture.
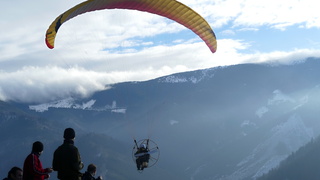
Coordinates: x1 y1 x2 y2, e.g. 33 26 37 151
140 144 147 149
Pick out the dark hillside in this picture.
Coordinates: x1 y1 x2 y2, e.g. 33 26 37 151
258 136 320 180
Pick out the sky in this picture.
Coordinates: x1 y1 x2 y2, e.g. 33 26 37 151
1 0 320 104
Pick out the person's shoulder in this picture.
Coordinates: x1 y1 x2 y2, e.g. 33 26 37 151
83 171 90 176
54 143 69 153
24 153 33 161
82 172 91 180
54 144 64 150
25 153 32 157
64 143 79 152
55 142 79 153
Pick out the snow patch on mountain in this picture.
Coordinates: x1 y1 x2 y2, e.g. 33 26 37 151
241 120 257 130
29 98 79 112
268 90 295 105
256 106 269 118
170 120 179 125
111 108 126 114
29 98 126 113
159 76 188 83
190 164 207 180
293 95 309 110
158 68 215 84
256 90 296 118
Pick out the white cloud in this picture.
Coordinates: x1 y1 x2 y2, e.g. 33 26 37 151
221 30 236 36
1 40 320 103
0 66 108 103
231 0 320 29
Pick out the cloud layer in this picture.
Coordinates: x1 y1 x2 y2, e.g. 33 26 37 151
1 0 320 103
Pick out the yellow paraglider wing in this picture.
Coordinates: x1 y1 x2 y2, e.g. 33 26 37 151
45 0 217 53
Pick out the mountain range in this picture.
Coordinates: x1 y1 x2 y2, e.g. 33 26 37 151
1 57 320 179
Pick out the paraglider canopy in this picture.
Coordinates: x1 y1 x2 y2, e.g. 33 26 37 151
45 0 217 53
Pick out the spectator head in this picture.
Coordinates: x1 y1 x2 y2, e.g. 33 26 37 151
64 128 75 139
32 141 44 153
8 167 23 180
87 164 97 174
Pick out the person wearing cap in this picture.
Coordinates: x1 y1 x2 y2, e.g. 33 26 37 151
52 128 84 180
23 141 53 180
82 164 102 180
